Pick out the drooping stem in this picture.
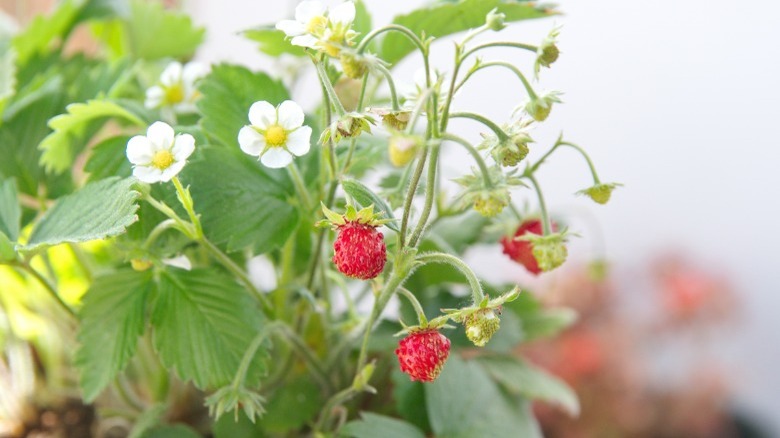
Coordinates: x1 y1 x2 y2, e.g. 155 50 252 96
455 60 538 100
558 141 602 184
398 287 427 326
357 24 426 56
449 112 509 142
199 238 274 316
287 162 312 211
415 252 484 304
20 263 76 318
315 60 346 116
142 219 176 250
460 41 538 62
527 173 552 235
408 140 441 247
374 63 400 111
441 133 492 188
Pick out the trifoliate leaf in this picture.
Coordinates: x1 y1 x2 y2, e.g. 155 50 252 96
25 177 140 251
75 269 153 402
39 99 145 174
150 268 268 389
197 64 289 149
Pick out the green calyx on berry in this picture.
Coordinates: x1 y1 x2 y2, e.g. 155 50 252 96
319 112 375 144
454 167 524 218
316 203 393 229
519 230 570 272
535 26 561 77
577 182 622 205
485 8 507 31
522 90 563 122
443 287 521 347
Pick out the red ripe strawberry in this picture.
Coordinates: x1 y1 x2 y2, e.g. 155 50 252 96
501 218 557 275
332 221 386 280
395 329 451 382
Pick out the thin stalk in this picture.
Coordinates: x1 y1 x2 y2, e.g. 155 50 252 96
408 140 441 246
142 219 177 250
315 61 346 116
199 238 274 316
374 63 400 111
398 146 428 245
398 287 427 326
287 162 312 211
20 263 75 318
457 60 538 99
460 41 538 62
449 111 509 142
441 133 492 187
558 141 602 184
357 24 426 56
527 173 552 235
416 252 484 303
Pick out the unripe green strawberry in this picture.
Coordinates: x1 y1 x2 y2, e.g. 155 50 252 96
464 309 501 347
395 329 451 382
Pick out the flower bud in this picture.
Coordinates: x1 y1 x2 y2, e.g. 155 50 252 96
485 8 507 31
340 52 369 79
130 258 153 271
577 183 622 205
464 308 501 347
388 134 420 167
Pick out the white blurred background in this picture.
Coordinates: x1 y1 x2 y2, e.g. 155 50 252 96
186 0 780 432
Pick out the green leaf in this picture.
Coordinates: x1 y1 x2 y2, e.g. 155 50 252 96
84 135 133 181
477 355 580 416
39 99 145 174
505 292 577 341
25 177 140 251
341 178 399 232
381 0 553 65
259 376 322 433
0 231 16 262
342 412 426 438
180 148 299 254
0 42 15 115
242 27 305 57
352 0 372 43
197 64 289 148
94 0 205 60
12 0 82 63
75 269 153 402
428 212 488 254
391 369 431 432
426 355 542 438
150 268 267 389
0 178 21 241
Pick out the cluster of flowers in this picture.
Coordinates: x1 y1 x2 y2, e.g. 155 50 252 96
125 0 619 384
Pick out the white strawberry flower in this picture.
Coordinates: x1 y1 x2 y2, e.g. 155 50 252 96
145 61 208 111
276 1 356 57
126 122 195 183
238 100 312 168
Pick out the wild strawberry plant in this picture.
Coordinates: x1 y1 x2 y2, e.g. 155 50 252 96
0 0 619 436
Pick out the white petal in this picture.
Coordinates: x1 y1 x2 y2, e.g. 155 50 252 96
160 61 183 86
159 160 186 182
286 126 312 156
277 100 305 130
238 126 266 156
248 101 276 129
182 62 208 86
132 165 163 183
146 122 175 149
172 134 195 161
260 148 293 168
145 86 164 109
295 1 326 23
276 20 306 37
328 2 355 25
126 135 154 165
163 255 192 270
290 34 319 48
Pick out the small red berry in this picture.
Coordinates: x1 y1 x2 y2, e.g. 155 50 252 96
332 221 386 280
501 219 557 275
395 329 451 382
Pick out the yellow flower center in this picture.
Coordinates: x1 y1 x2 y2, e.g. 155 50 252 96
306 15 328 35
265 125 287 147
164 83 185 104
151 150 175 170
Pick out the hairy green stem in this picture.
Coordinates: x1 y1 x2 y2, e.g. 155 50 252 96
287 162 312 211
449 111 509 142
315 61 346 116
527 173 552 235
357 24 426 56
441 133 492 188
20 263 75 318
409 140 441 247
416 252 484 303
374 64 400 111
398 287 427 326
460 41 538 62
398 146 428 246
